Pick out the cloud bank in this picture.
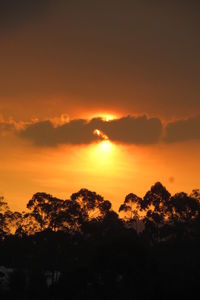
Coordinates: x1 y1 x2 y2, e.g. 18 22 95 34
1 114 200 146
19 115 162 146
164 115 200 143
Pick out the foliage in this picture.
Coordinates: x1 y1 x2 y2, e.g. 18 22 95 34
0 183 200 299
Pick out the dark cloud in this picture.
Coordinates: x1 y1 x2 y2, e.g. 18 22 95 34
19 115 163 146
19 119 96 146
164 115 200 143
91 116 162 144
6 114 200 145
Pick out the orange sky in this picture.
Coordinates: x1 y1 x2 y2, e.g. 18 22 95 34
0 1 200 211
1 125 200 212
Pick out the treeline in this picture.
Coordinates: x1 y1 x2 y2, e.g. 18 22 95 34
0 182 200 299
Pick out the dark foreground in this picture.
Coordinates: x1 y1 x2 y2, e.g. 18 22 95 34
0 182 200 299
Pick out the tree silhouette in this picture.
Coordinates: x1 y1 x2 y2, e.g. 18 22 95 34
0 196 12 238
119 193 142 231
1 183 200 299
141 182 171 242
170 192 200 222
27 193 65 232
69 188 113 229
70 189 111 218
25 189 113 234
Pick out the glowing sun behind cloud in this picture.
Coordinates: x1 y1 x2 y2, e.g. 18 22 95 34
90 112 117 156
98 140 112 153
93 128 112 154
85 112 117 122
98 113 116 122
93 129 108 140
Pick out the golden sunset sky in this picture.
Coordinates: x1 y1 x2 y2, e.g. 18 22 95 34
0 1 200 211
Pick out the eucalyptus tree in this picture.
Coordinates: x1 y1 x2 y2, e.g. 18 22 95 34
0 196 12 237
119 193 142 231
26 189 113 234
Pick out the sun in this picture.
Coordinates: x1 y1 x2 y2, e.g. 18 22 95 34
100 113 116 122
93 129 112 153
88 112 117 122
89 140 114 168
93 129 108 140
98 140 112 153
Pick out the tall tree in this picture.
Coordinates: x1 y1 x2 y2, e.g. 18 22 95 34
141 182 171 242
27 193 65 232
0 196 11 237
26 189 113 233
119 193 142 231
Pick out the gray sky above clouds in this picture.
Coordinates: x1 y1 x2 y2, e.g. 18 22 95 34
0 0 200 120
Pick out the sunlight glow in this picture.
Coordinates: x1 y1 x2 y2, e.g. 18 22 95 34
89 113 117 122
89 140 115 168
98 140 112 153
93 128 112 154
93 129 109 140
100 114 116 122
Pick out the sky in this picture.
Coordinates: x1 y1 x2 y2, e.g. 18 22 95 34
0 0 200 211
